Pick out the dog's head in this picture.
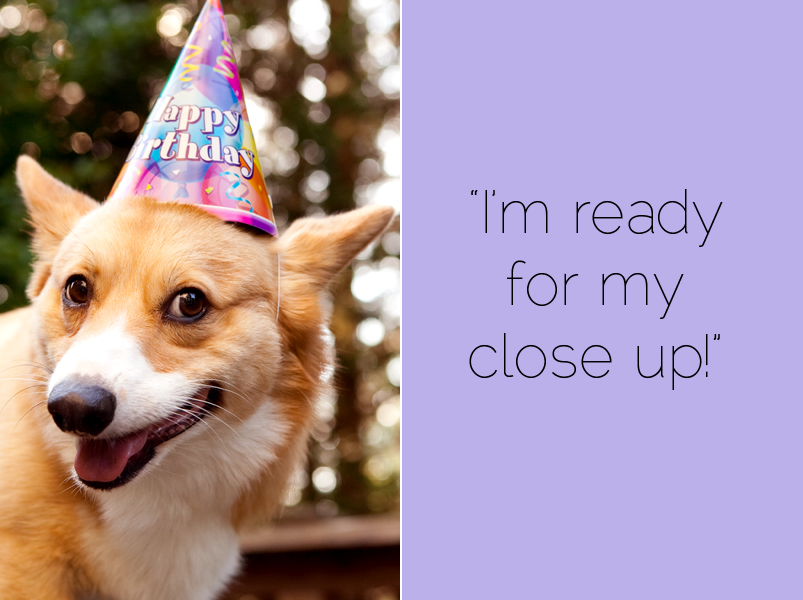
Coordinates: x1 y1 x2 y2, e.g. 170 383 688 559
17 156 393 499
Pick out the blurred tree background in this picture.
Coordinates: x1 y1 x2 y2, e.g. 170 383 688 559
0 0 399 520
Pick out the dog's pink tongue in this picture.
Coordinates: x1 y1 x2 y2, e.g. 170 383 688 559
74 431 148 483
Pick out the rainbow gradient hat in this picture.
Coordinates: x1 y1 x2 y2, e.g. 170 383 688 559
108 0 277 235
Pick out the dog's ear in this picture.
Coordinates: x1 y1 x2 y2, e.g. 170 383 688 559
16 155 100 262
277 205 395 290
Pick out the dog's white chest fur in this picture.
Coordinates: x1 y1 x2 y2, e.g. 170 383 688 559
83 401 289 600
92 506 240 600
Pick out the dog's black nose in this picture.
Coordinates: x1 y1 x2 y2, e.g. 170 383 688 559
48 380 116 436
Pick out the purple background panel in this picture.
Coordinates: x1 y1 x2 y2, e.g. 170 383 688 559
404 1 802 598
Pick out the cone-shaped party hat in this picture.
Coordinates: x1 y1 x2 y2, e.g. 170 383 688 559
109 0 277 235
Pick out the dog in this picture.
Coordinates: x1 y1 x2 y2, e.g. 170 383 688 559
0 156 394 600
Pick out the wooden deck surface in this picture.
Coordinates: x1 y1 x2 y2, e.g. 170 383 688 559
223 514 400 600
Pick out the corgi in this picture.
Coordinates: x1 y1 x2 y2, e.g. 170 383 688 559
0 156 394 600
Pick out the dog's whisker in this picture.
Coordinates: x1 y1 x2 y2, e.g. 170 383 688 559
0 384 47 418
66 478 88 499
0 366 51 380
192 418 238 462
172 404 240 440
185 378 255 404
0 359 53 373
146 462 185 480
6 388 49 404
196 398 246 425
1 381 47 392
188 404 242 434
59 476 84 497
214 378 252 397
206 385 253 409
0 376 49 384
170 406 240 452
183 379 256 409
196 416 238 449
217 380 258 408
26 360 54 374
10 400 47 437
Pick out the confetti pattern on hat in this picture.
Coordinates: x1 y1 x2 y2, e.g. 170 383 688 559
109 0 277 235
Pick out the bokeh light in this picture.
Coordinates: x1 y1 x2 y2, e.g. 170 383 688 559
357 317 385 346
288 0 330 58
312 466 338 493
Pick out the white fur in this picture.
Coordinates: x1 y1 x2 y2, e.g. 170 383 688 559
48 321 299 599
47 322 195 437
85 398 293 600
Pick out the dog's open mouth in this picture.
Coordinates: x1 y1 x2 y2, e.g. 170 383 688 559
74 386 221 490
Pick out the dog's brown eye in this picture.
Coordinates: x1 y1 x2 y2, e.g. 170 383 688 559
64 276 88 305
168 289 207 320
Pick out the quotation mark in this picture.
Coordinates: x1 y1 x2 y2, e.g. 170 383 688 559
705 333 720 377
471 190 478 195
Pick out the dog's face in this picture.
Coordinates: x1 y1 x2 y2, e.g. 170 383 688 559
38 196 284 490
17 156 393 497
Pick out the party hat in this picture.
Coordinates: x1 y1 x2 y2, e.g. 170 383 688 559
108 0 277 235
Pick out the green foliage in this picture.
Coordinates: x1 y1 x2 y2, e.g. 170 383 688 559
0 0 170 308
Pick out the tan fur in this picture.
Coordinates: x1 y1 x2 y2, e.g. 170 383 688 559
0 156 394 599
